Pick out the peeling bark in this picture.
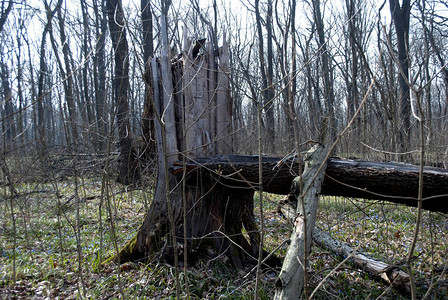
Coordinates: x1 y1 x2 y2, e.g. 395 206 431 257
274 144 329 299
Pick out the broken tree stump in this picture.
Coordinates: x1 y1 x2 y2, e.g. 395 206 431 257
179 170 263 269
116 34 278 268
274 145 329 300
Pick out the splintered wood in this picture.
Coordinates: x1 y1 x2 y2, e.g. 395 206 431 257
182 31 232 157
274 144 329 300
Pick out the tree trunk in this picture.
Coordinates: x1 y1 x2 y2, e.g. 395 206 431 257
172 154 448 214
92 0 107 152
183 37 212 157
106 0 140 185
114 32 275 269
345 0 361 149
265 0 275 152
0 62 15 145
80 0 94 144
389 0 411 157
312 0 336 143
0 0 13 32
274 145 329 300
140 0 156 159
0 0 14 147
36 18 51 147
16 39 26 147
288 0 298 147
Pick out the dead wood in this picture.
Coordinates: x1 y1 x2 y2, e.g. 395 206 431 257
172 155 448 213
274 145 329 300
278 197 411 295
312 227 411 295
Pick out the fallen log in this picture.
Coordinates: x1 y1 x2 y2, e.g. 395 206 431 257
278 199 411 295
171 155 448 213
312 227 411 295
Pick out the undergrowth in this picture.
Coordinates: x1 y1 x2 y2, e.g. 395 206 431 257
1 176 447 299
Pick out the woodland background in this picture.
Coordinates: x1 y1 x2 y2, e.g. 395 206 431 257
1 0 448 299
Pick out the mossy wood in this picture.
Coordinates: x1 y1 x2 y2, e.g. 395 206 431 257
116 34 274 267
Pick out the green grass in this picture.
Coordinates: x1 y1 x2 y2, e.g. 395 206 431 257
313 196 448 299
1 178 447 299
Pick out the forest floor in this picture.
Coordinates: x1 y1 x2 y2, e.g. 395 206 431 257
1 172 448 299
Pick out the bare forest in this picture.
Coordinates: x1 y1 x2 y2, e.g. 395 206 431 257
1 0 448 299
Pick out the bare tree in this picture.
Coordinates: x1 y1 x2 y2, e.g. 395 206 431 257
106 0 140 184
0 0 13 32
298 31 323 140
345 0 360 137
1 62 15 144
418 0 448 124
36 1 60 148
312 0 336 144
15 9 28 147
254 0 275 153
140 0 156 158
389 0 411 156
93 0 108 151
45 0 79 147
80 0 94 138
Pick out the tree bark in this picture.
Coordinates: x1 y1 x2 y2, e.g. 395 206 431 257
389 0 411 157
274 145 329 300
172 155 448 214
92 0 108 152
106 0 140 184
215 33 233 154
183 37 212 157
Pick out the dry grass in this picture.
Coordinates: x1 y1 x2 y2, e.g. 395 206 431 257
1 167 447 299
